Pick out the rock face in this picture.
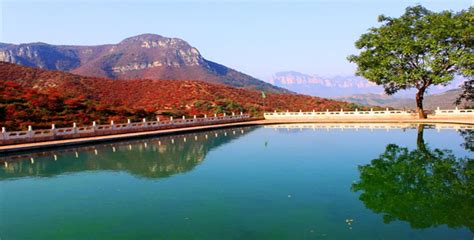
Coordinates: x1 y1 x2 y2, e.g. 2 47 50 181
0 34 287 93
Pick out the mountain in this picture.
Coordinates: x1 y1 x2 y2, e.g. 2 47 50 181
0 62 355 130
268 71 383 97
0 34 287 93
268 71 465 98
334 89 472 110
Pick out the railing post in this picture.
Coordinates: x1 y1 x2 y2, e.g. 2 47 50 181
28 125 33 138
72 122 77 134
51 124 56 136
1 127 5 141
127 119 131 124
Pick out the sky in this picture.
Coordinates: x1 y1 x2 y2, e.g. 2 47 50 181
0 0 471 80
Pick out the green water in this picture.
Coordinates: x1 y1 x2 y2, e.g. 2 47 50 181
0 124 472 240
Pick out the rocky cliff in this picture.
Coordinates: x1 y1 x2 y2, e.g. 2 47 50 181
0 34 287 93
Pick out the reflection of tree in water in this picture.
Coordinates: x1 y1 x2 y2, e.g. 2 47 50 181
0 127 255 180
459 129 473 152
352 125 474 231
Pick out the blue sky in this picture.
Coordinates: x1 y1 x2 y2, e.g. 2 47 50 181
1 0 471 80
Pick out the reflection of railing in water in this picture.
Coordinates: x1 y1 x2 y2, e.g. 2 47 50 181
0 114 250 145
0 126 253 179
264 123 474 132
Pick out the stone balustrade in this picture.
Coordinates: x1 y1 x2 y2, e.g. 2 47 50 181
264 108 413 119
1 114 250 145
264 108 474 120
434 107 474 116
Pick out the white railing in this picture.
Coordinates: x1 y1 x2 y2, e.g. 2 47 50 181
265 108 474 120
0 114 250 143
264 108 413 119
434 107 474 116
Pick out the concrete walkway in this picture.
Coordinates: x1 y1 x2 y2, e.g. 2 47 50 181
1 118 472 154
0 120 267 154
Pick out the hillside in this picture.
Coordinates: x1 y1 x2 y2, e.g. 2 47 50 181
0 34 287 93
334 89 472 110
0 62 357 130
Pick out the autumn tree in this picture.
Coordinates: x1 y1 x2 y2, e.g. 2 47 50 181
348 6 473 118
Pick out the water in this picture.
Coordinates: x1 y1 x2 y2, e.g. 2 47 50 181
0 124 472 240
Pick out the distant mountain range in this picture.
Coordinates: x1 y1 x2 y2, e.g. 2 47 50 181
334 89 471 110
267 71 383 97
268 71 464 98
0 34 287 93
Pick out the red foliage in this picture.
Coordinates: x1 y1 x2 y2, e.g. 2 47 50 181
0 62 362 130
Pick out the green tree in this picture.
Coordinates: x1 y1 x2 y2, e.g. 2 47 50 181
348 6 473 118
352 125 473 230
456 79 474 107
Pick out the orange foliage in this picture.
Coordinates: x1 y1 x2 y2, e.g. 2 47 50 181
0 62 363 130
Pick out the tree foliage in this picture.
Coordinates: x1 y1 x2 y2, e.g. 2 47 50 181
456 79 474 107
348 5 473 117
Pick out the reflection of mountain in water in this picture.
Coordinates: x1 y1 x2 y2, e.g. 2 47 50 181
0 127 255 180
352 126 473 231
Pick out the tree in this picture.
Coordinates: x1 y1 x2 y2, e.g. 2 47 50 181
352 125 473 230
456 79 474 107
348 6 473 118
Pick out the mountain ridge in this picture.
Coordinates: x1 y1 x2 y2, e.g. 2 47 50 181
0 34 288 93
268 71 465 98
334 89 472 110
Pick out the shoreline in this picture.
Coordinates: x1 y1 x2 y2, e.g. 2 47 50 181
1 118 472 154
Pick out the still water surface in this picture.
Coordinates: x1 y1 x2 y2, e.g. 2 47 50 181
0 124 472 240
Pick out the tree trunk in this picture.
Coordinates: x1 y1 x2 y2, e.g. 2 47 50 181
417 124 427 154
416 88 427 119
